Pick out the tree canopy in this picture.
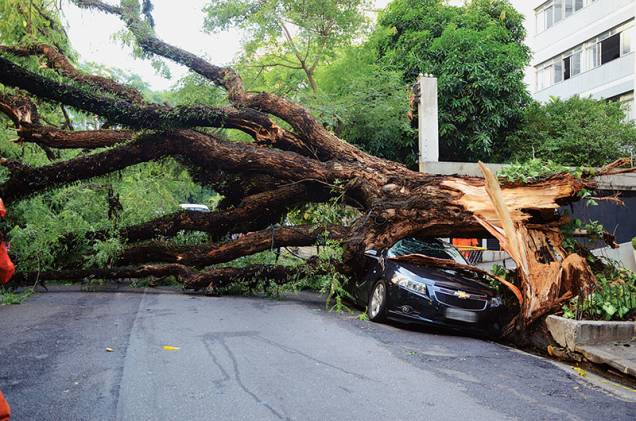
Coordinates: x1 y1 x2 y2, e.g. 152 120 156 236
374 0 530 161
203 0 371 93
309 44 417 167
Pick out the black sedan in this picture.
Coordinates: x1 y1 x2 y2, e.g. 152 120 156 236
351 237 509 337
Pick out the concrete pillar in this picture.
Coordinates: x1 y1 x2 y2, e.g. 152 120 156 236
417 73 439 172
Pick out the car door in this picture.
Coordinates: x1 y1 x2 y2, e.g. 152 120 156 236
354 249 385 304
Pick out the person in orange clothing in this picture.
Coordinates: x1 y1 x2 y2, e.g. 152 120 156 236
451 237 479 260
0 391 10 421
0 199 14 285
0 198 12 421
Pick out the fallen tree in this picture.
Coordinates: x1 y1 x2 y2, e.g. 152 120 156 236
0 0 632 337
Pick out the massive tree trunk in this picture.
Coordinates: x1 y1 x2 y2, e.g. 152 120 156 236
0 0 631 335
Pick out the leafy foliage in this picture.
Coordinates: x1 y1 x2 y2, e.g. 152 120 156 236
296 239 354 313
6 160 213 272
374 0 530 161
561 218 605 253
560 219 635 321
0 0 72 54
204 0 370 93
497 159 574 183
308 45 418 166
562 261 636 321
287 180 360 226
501 96 636 166
0 287 33 305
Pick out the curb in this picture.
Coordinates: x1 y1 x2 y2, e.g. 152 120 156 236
546 315 636 377
546 315 635 350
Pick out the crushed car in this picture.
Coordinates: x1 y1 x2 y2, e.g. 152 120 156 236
351 237 516 337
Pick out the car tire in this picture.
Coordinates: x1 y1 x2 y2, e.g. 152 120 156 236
368 279 387 322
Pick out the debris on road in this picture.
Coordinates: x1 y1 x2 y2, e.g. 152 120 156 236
162 345 180 351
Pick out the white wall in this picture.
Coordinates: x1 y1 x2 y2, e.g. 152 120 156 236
534 52 634 101
511 0 635 100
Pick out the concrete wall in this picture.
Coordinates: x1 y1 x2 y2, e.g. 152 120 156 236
420 161 636 191
592 242 636 272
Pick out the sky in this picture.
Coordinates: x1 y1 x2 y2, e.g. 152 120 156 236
62 0 393 91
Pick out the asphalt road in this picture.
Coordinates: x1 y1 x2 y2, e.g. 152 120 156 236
1 287 634 421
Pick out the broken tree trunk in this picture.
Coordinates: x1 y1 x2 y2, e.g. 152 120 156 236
0 0 631 335
445 163 596 328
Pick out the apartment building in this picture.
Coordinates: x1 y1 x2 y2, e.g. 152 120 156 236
511 0 635 119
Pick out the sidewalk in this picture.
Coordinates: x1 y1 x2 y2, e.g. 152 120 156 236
577 341 636 377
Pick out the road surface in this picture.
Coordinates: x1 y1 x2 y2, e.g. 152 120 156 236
1 287 634 420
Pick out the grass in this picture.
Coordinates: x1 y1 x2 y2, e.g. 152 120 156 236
0 287 33 305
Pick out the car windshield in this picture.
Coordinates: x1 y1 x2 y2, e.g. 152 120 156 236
387 237 467 264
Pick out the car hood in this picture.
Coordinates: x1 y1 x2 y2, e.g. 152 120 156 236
390 261 498 297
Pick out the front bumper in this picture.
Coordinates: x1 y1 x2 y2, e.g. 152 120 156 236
386 285 505 337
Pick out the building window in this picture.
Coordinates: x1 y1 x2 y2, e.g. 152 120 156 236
564 0 572 18
535 20 633 91
601 33 621 64
575 0 584 11
610 92 635 122
619 92 634 121
554 60 563 83
570 50 582 75
536 0 597 33
623 26 633 55
585 42 600 69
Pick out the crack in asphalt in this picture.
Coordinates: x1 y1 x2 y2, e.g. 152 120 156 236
200 330 375 421
203 334 292 421
255 335 373 381
202 339 230 391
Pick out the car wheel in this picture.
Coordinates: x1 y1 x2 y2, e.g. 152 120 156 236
368 280 387 322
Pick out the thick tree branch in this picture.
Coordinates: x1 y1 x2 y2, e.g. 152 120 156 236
0 56 311 153
11 262 310 295
0 133 172 202
118 224 349 267
0 93 40 126
121 183 331 243
0 43 145 103
18 124 132 148
72 0 391 164
0 57 269 136
0 128 360 203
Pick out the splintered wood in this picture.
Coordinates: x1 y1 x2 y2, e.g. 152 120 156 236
443 163 596 326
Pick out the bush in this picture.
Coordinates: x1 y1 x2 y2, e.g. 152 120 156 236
501 96 636 166
562 260 636 321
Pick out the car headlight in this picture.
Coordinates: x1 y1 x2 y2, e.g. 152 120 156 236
391 273 428 296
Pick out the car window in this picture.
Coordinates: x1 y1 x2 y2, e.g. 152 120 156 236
387 237 467 264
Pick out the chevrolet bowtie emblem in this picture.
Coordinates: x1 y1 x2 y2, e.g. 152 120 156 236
454 290 470 299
